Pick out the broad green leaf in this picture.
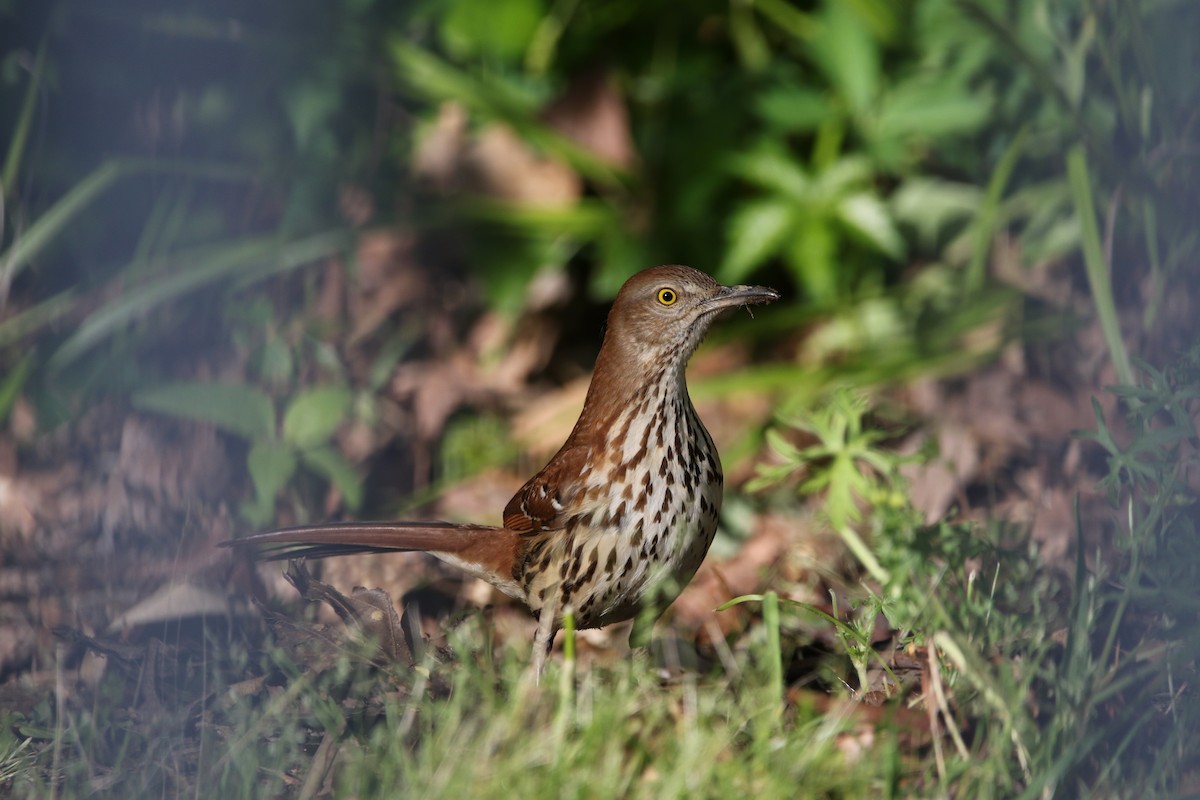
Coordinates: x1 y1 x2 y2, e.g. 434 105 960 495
302 446 364 510
756 87 833 132
719 199 796 283
257 338 294 385
877 80 990 140
730 0 770 72
787 217 836 302
134 382 276 440
765 428 802 461
282 386 351 448
809 3 879 116
753 0 815 39
890 178 981 249
245 441 297 524
840 0 897 41
810 156 872 199
836 193 905 260
730 148 810 200
441 0 545 61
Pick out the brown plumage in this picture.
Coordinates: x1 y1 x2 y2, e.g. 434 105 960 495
225 265 779 675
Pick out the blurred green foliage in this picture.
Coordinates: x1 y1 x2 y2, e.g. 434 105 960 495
3 0 1195 425
0 0 1193 567
1 0 1197 795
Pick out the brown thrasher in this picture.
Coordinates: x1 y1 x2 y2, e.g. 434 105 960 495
226 265 778 675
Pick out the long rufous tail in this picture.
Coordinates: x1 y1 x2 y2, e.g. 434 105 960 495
222 521 516 563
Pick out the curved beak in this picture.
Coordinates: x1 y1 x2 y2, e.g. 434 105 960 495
703 283 781 312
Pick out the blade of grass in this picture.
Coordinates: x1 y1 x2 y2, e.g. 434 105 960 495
763 590 783 717
555 607 576 738
2 38 48 193
0 158 249 304
0 289 76 348
966 127 1027 293
49 228 350 369
134 381 276 440
0 353 33 421
838 525 889 583
525 0 580 75
1139 197 1162 328
1066 144 1134 386
933 630 1032 782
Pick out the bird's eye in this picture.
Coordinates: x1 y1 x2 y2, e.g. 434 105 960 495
657 288 677 306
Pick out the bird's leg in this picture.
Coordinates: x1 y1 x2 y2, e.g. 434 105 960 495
530 599 559 682
628 604 662 651
629 574 682 651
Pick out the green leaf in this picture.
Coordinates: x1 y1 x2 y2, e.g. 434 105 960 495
282 386 351 448
245 441 297 524
134 382 276 440
441 0 545 61
890 178 981 250
836 193 905 260
876 79 991 140
729 148 810 200
765 428 802 462
756 87 833 132
786 216 837 302
257 337 294 385
730 0 770 72
809 3 879 116
301 446 364 510
719 199 796 283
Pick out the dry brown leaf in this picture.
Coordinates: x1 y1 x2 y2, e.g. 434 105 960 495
346 231 428 345
901 423 979 523
467 124 581 206
542 68 636 168
412 101 469 191
510 377 588 459
670 511 796 636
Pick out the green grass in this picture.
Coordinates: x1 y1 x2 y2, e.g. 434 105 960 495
334 652 874 799
12 369 1196 798
2 0 1197 796
6 618 886 798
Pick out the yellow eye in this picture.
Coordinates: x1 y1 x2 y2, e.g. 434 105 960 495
657 287 677 306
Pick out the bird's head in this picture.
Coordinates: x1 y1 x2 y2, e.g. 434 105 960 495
605 265 780 368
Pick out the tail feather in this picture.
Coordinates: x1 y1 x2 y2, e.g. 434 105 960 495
223 521 509 562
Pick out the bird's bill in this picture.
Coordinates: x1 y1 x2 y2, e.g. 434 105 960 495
703 283 781 311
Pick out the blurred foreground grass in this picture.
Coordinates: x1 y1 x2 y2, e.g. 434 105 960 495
1 0 1197 796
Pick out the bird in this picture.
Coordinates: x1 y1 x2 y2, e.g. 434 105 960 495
225 265 779 675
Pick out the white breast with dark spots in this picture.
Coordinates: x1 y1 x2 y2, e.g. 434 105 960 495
529 369 724 628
